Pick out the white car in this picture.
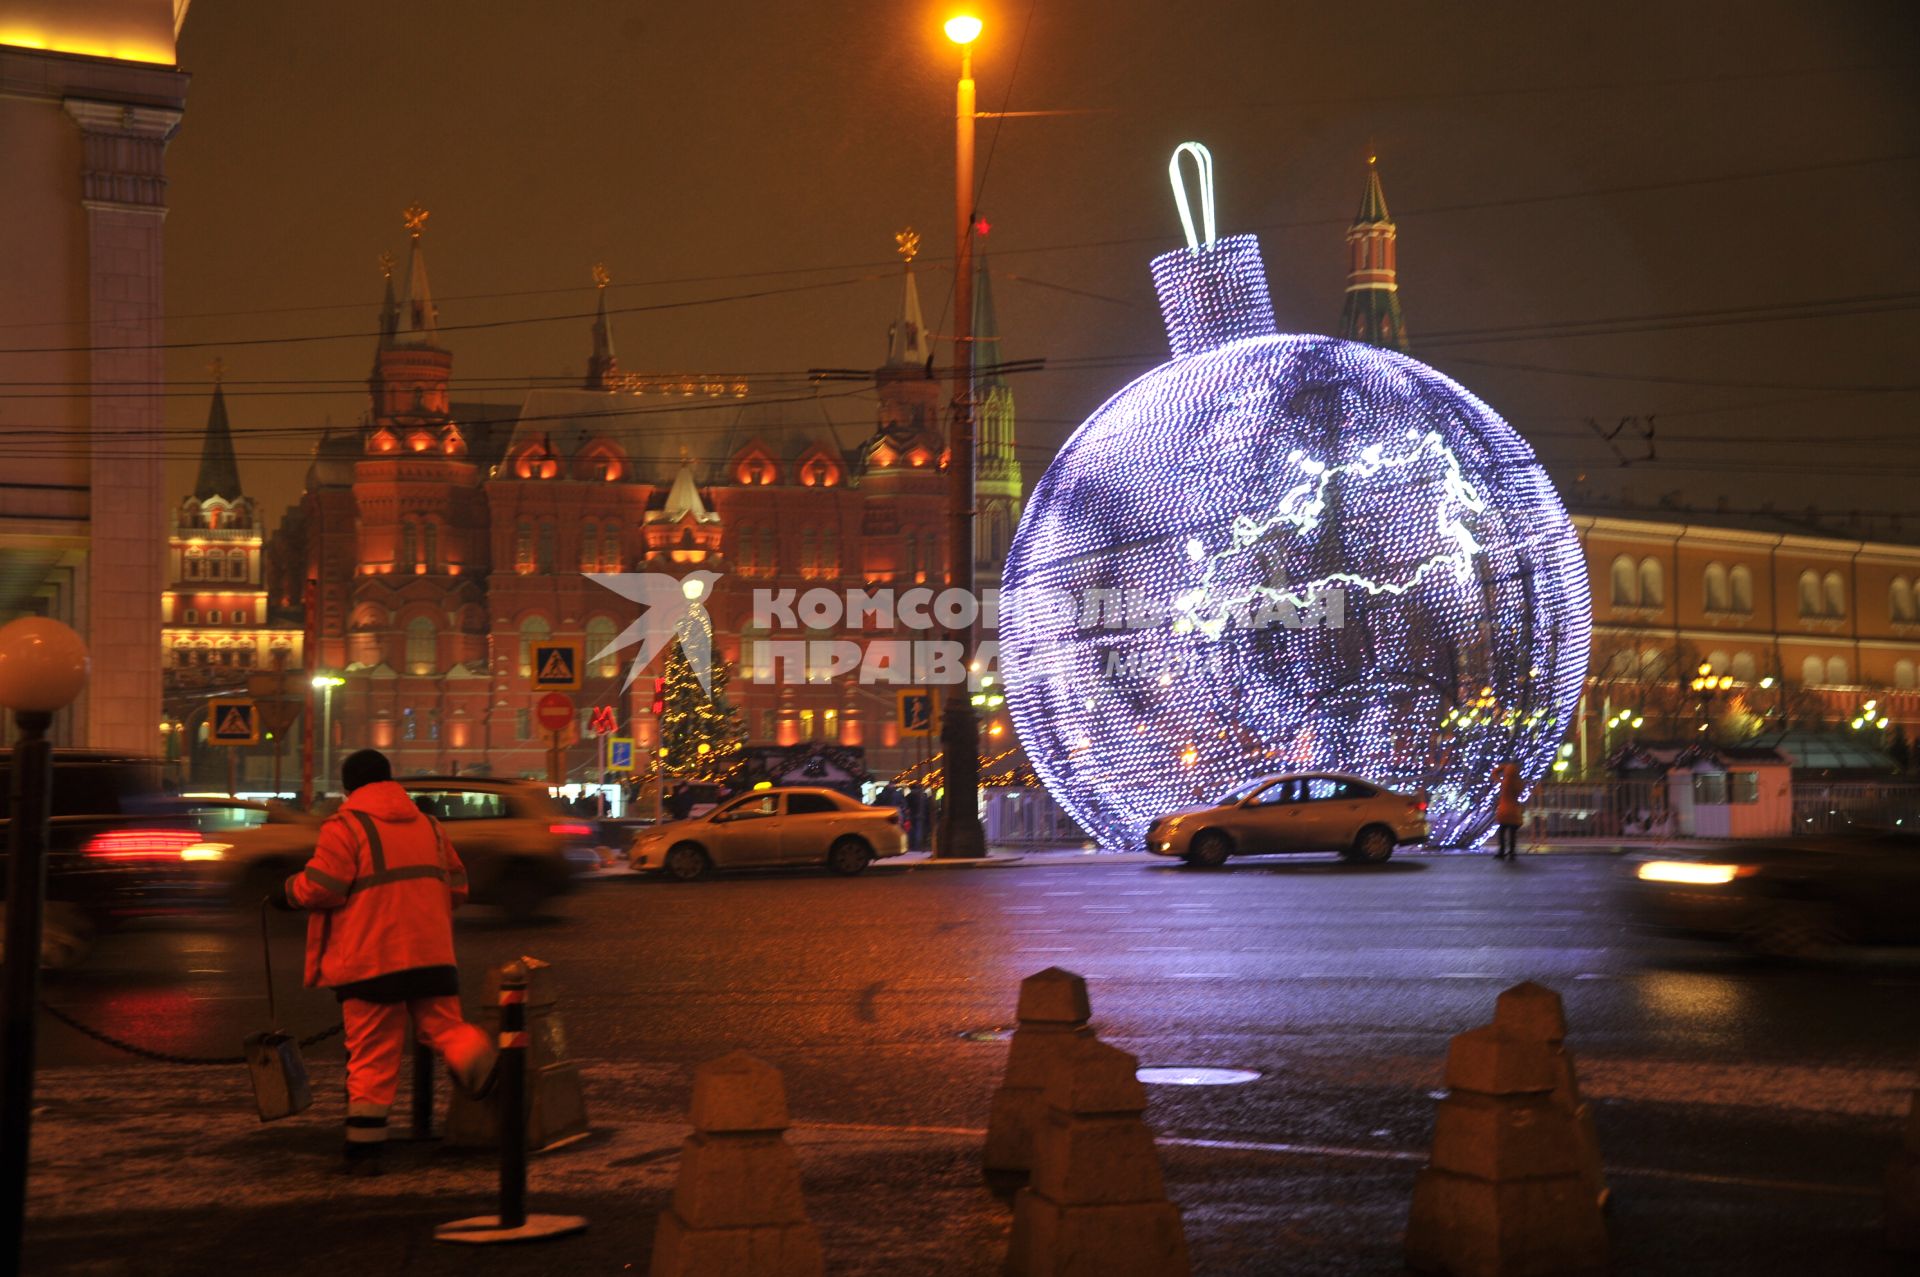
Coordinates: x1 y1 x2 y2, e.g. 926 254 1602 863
629 787 908 880
200 779 590 919
1146 772 1429 866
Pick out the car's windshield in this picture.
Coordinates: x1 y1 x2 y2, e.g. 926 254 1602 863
1215 777 1277 805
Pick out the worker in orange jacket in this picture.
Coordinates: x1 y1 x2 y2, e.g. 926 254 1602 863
1493 761 1525 860
272 749 496 1176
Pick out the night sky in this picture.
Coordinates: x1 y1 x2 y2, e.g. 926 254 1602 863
159 0 1919 534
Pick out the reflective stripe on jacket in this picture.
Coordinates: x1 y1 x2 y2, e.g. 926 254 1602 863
286 780 469 988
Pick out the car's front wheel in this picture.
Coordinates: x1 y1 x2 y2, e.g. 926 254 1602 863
663 843 711 882
1344 825 1397 864
827 836 873 876
1182 831 1232 868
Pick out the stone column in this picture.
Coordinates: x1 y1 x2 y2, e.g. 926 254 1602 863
65 100 183 753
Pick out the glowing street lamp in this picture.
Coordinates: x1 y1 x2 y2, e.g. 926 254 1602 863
312 673 345 797
937 12 986 857
0 617 89 1266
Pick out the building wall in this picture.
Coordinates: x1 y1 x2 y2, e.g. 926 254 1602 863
0 40 187 749
1574 514 1920 756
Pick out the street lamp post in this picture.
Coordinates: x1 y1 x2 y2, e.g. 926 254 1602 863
938 12 987 858
312 674 344 799
0 617 90 1273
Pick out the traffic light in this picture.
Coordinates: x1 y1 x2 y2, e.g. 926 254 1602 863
650 676 667 717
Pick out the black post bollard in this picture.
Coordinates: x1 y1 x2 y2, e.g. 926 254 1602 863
433 959 585 1245
497 961 528 1230
1 709 54 1273
410 1034 434 1141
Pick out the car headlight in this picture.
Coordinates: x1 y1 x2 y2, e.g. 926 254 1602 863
1636 861 1752 885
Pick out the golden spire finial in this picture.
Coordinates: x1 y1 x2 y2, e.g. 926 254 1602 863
378 250 396 279
402 204 430 240
206 356 225 385
894 228 920 264
592 262 611 290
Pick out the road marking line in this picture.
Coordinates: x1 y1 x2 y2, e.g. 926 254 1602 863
791 1124 1875 1199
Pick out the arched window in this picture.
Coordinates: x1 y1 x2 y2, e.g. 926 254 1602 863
580 521 600 572
1729 565 1753 614
536 522 556 574
1637 558 1664 608
518 615 551 677
601 529 620 573
1609 554 1635 607
422 521 438 572
1823 571 1846 618
586 616 618 678
1703 562 1729 612
1826 655 1849 685
734 525 756 575
184 548 203 581
228 549 248 581
399 520 417 572
800 528 817 579
1892 577 1916 623
184 608 199 624
406 617 436 674
1730 651 1758 683
514 522 534 573
1707 650 1730 676
1896 659 1917 689
818 526 839 579
1798 570 1821 618
207 609 222 625
1802 655 1825 686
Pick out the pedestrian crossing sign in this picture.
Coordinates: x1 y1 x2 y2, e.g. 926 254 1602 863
897 690 941 738
609 737 635 773
208 698 260 745
531 640 583 690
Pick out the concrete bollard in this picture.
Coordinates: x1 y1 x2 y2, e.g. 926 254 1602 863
1887 1078 1920 1250
1005 1037 1190 1277
1493 981 1607 1211
1405 1025 1608 1277
985 967 1097 1186
650 1051 824 1277
448 955 589 1151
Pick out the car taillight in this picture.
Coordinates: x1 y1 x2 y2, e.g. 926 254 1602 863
1409 798 1428 814
84 828 202 864
549 822 592 838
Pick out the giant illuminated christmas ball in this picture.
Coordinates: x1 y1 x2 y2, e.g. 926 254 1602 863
999 144 1590 849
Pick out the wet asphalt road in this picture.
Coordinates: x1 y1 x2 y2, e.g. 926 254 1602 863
41 852 1919 1190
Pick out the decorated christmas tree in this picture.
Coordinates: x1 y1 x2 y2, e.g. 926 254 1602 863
659 632 744 783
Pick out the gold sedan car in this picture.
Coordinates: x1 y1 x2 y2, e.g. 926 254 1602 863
628 786 908 881
1146 773 1430 866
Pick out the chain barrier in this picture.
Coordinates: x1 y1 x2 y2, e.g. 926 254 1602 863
43 1002 343 1067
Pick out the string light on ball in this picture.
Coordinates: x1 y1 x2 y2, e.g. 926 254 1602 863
998 142 1591 849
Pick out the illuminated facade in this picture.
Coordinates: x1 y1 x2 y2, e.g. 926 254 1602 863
1571 512 1920 764
1000 145 1590 849
0 2 190 750
269 224 1019 785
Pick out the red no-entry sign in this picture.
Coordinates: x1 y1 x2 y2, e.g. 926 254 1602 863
535 692 574 733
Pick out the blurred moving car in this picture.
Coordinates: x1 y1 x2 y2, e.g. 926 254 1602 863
1146 772 1429 866
0 751 222 969
1627 830 1920 958
199 777 590 920
628 786 907 880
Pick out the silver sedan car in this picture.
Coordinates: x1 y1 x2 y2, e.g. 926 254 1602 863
1146 773 1429 866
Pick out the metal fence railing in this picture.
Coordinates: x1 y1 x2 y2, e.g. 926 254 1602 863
1525 780 1672 839
1790 783 1920 835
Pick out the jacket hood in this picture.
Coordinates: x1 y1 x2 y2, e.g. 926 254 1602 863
342 780 422 823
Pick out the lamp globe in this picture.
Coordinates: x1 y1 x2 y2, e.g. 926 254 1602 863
0 617 90 713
